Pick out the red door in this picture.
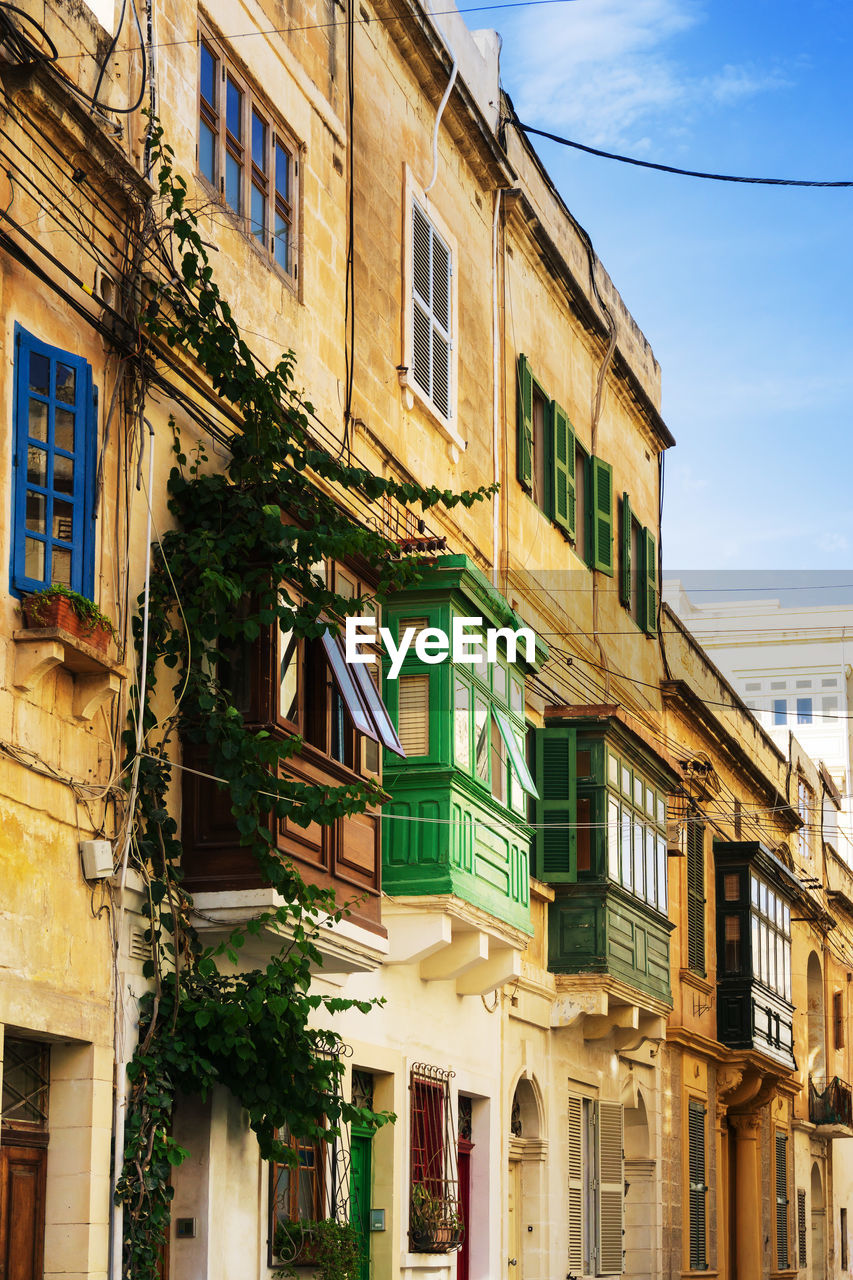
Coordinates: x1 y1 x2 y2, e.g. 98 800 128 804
457 1136 473 1280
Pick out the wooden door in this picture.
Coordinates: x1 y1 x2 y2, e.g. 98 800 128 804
0 1144 47 1280
457 1137 473 1280
507 1158 523 1278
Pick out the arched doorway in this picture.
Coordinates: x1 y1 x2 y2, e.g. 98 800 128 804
807 952 825 1080
507 1077 545 1280
811 1162 826 1280
623 1093 654 1280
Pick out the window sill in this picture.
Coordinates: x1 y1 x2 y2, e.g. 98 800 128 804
396 365 465 455
12 626 128 721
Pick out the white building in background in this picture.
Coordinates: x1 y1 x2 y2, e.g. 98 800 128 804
664 583 853 860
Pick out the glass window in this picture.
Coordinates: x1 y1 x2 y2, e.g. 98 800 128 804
454 677 470 770
621 810 632 889
474 697 489 783
621 766 631 798
797 698 813 724
633 819 645 899
577 797 591 873
656 836 667 913
724 873 739 901
510 678 524 716
608 798 620 879
608 754 619 787
490 716 507 805
279 627 299 724
12 328 96 597
773 699 787 725
724 915 741 972
645 826 656 905
494 663 507 702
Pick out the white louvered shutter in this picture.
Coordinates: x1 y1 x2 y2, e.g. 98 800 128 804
396 674 430 756
412 202 452 419
596 1101 624 1274
567 1093 584 1272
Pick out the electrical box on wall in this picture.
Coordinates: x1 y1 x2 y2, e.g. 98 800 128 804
369 1209 385 1232
79 839 114 879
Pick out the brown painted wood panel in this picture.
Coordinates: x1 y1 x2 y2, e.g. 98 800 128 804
0 1145 46 1280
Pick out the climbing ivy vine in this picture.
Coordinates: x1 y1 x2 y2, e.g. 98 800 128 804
115 122 494 1279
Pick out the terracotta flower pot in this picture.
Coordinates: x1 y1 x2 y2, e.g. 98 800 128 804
23 595 113 654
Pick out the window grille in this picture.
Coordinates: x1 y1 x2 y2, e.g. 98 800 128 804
268 1046 353 1267
1 1038 49 1132
409 1063 462 1253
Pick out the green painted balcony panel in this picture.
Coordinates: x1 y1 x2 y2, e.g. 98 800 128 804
549 885 672 1005
383 778 532 934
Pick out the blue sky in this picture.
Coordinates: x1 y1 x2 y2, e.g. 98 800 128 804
491 0 853 571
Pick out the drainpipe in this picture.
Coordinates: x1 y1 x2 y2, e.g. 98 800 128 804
423 0 457 195
109 419 155 1280
491 188 501 586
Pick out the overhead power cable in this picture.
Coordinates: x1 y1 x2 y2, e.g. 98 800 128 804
513 120 853 189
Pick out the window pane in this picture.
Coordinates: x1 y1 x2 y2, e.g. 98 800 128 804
24 537 44 580
251 183 265 241
474 697 488 782
199 120 216 182
454 678 470 769
490 716 506 805
645 826 656 905
773 699 787 725
797 698 812 725
29 352 49 395
25 492 45 533
633 819 644 898
751 873 759 906
510 678 524 716
226 77 242 139
724 915 741 971
200 43 216 106
275 141 290 199
53 455 74 495
225 152 242 213
252 110 266 170
493 664 507 702
576 796 591 873
274 209 290 271
55 408 75 453
608 798 619 880
52 546 72 586
55 362 75 404
751 914 759 975
279 629 299 723
656 836 667 913
28 399 47 442
724 873 739 901
621 810 632 889
52 498 73 542
27 445 47 486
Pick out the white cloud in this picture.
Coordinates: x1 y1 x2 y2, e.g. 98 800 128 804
504 0 791 148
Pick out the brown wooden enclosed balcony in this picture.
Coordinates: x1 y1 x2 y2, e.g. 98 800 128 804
809 1076 853 1136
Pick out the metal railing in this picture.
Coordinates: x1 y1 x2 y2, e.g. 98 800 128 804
809 1076 853 1128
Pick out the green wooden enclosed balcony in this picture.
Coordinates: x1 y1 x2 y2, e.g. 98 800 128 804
535 708 678 1005
381 557 547 935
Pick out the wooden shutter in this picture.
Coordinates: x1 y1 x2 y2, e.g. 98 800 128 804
643 528 658 634
411 204 451 419
596 1101 624 1274
517 355 533 491
431 232 451 419
688 1100 707 1270
590 458 614 575
567 1094 584 1273
397 674 429 756
797 1187 807 1267
551 402 575 537
534 727 576 882
686 820 706 975
775 1131 789 1269
619 494 631 608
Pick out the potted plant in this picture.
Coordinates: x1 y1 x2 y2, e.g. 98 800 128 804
20 586 116 654
273 1217 362 1279
409 1183 463 1253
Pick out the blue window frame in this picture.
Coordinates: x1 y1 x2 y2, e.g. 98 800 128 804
11 326 97 597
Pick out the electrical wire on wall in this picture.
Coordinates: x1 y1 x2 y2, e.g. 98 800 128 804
341 0 356 459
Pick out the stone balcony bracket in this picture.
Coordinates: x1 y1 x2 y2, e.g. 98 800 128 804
382 896 527 997
12 627 128 723
550 978 669 1051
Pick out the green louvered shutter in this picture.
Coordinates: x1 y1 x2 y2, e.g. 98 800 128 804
643 528 658 634
688 1100 707 1270
551 402 575 537
591 458 614 575
686 820 706 975
619 493 631 608
534 726 576 882
567 1094 584 1272
596 1101 624 1274
776 1132 789 1269
517 354 533 491
797 1187 807 1267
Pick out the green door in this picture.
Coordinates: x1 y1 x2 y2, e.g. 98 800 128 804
350 1130 372 1280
